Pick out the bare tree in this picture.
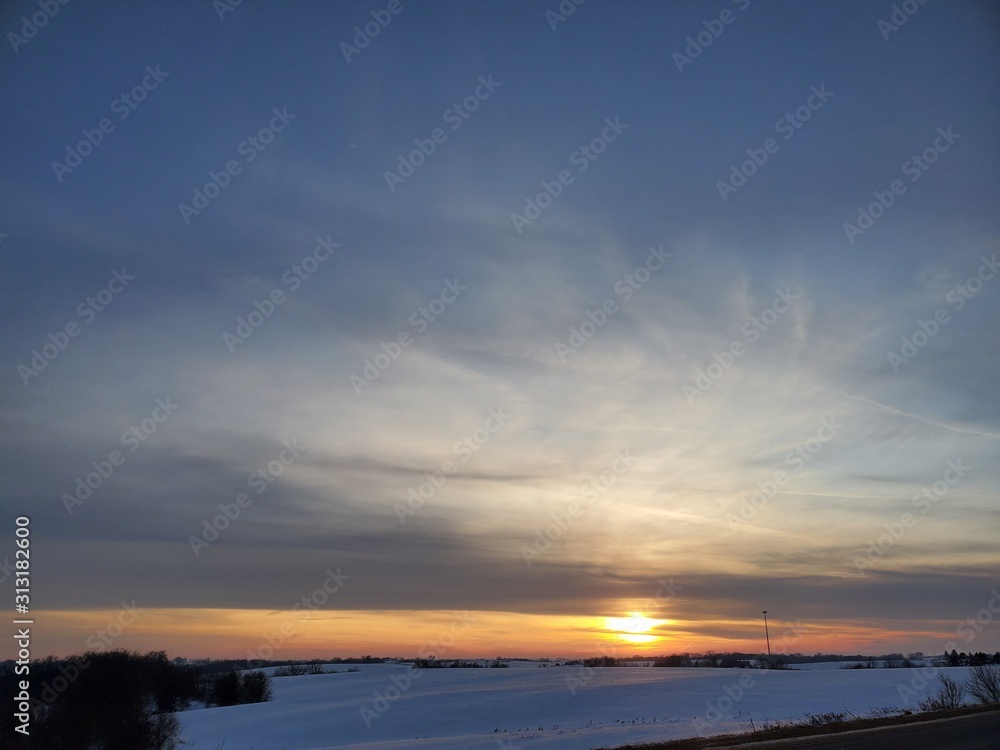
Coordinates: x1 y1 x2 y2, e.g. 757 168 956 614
919 674 965 710
966 665 1000 705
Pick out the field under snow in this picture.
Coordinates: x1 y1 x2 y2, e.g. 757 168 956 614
176 661 973 750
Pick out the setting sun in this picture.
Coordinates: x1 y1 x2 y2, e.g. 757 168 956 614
605 613 670 644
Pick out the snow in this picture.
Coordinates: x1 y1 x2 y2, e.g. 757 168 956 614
176 662 974 750
791 660 932 670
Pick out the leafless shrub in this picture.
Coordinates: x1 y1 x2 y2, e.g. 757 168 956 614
919 674 965 710
966 665 1000 705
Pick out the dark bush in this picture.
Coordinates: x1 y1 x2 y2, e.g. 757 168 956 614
583 656 619 667
0 650 194 750
240 671 273 703
205 670 272 706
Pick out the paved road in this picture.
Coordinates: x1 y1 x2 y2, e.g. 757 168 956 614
723 709 1000 749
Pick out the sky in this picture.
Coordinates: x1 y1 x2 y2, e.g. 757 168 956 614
1 0 999 661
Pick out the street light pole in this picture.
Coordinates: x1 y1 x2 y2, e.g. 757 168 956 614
762 610 771 659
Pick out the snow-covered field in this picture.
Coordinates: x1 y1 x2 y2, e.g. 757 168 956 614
176 662 972 750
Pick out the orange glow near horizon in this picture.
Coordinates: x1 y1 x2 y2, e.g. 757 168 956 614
13 607 961 662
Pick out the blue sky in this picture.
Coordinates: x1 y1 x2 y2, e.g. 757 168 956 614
1 0 999 657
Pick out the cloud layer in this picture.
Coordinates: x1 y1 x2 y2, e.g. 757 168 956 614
1 0 998 658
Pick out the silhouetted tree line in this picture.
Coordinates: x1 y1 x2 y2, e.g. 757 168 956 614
573 653 756 668
637 651 804 667
411 658 508 668
273 663 363 676
652 654 687 667
579 650 1000 670
583 656 620 668
0 650 272 750
843 653 917 669
201 654 384 673
842 651 1000 669
943 650 1000 667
